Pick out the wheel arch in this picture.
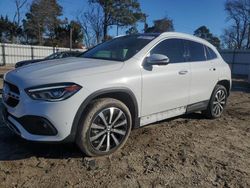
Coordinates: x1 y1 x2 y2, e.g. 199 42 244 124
217 79 231 96
68 87 140 142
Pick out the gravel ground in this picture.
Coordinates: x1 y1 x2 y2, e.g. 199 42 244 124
0 77 249 187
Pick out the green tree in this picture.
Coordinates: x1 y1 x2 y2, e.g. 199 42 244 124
23 0 63 45
145 17 174 33
194 26 221 48
89 0 145 41
0 15 22 43
126 25 139 35
53 20 84 48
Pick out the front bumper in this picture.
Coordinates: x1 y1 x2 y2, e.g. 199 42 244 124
2 81 84 142
2 107 57 136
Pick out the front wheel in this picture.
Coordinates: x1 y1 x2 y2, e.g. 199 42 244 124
76 98 132 157
203 85 228 119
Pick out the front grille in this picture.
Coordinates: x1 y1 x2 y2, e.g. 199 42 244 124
3 81 20 107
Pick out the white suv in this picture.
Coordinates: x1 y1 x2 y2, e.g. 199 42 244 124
2 32 231 156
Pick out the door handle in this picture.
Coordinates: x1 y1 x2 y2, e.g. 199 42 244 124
179 70 188 75
209 68 216 71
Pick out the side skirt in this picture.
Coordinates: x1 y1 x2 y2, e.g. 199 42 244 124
140 106 186 127
186 100 209 114
139 100 209 127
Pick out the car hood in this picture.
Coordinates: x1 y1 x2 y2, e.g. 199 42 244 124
5 57 124 85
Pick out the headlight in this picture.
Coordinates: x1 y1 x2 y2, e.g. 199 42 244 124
26 83 82 102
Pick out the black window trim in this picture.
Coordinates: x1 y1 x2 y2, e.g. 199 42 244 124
203 45 208 61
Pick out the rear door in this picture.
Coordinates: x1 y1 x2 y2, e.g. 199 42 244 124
186 40 218 104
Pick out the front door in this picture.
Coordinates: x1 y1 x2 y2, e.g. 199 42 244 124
141 38 191 120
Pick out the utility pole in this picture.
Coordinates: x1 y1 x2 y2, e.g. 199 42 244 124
70 26 72 51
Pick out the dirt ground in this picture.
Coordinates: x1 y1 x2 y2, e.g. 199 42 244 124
0 75 250 187
0 65 14 90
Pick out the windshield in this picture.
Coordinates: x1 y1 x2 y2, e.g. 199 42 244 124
81 35 158 61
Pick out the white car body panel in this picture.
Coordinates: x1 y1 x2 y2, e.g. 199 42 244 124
141 62 190 116
189 59 219 104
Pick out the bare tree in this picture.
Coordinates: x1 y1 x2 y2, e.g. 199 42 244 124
13 0 27 26
223 0 250 49
221 28 238 49
77 15 94 48
77 5 103 47
87 6 103 44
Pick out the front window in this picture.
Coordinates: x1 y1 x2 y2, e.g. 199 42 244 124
80 35 158 61
150 39 186 63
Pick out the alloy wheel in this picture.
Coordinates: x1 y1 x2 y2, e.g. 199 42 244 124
89 107 128 152
212 89 226 116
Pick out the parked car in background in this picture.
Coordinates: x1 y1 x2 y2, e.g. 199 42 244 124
3 32 231 157
15 51 82 68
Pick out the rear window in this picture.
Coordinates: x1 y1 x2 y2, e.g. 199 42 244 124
205 46 217 60
187 41 206 62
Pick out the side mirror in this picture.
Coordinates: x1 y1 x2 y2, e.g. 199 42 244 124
146 54 170 66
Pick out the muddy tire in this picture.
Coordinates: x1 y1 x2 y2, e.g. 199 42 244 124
202 84 228 119
76 98 132 157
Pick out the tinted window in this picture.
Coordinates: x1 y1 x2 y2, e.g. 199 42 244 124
81 35 157 61
150 39 185 63
187 41 206 62
45 52 61 60
62 53 69 58
206 46 217 60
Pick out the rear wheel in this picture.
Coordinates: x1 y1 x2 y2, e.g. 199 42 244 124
203 85 228 119
76 98 132 157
